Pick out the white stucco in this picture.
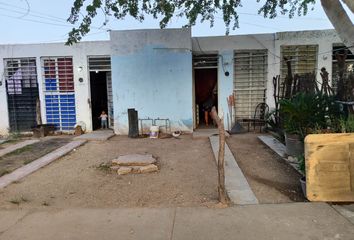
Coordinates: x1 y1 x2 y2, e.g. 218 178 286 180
0 41 111 135
0 28 346 135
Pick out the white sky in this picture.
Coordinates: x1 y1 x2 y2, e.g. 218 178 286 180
0 0 353 44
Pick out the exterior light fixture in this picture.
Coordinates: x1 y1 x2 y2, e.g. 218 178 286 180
77 66 83 72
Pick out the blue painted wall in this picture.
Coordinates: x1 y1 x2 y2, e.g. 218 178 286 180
218 51 234 128
111 45 193 134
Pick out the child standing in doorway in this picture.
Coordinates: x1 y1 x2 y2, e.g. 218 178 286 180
99 111 108 129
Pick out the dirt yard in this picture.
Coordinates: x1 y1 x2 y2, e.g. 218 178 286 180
0 135 218 209
0 136 73 177
227 133 305 204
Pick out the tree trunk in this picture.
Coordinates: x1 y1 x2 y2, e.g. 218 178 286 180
321 0 354 53
210 107 229 205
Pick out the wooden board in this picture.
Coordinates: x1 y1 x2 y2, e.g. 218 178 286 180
305 133 354 202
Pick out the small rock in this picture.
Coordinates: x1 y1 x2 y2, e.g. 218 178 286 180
139 164 158 173
117 167 132 175
110 166 120 171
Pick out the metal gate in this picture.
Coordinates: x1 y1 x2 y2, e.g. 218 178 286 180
4 58 39 132
234 50 268 119
42 57 76 131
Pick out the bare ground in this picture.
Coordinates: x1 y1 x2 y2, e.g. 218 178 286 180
227 133 306 204
0 136 73 177
0 135 218 209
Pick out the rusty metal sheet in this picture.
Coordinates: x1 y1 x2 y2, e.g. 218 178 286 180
305 133 354 202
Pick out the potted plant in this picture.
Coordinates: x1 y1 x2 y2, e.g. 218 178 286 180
280 93 340 156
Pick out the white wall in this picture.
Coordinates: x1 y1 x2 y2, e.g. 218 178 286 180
275 29 341 86
0 40 111 135
191 33 277 118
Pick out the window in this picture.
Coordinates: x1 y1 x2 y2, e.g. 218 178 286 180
4 58 39 131
234 50 268 119
42 57 76 131
332 44 354 90
280 45 318 82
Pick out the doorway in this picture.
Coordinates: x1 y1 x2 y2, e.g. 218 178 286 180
194 68 218 128
90 71 108 130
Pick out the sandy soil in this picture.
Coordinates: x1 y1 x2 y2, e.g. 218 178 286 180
227 133 306 204
0 135 218 209
0 136 72 177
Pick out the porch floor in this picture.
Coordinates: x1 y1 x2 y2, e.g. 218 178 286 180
74 129 115 141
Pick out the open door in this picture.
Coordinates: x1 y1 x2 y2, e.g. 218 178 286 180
193 54 218 129
88 56 113 130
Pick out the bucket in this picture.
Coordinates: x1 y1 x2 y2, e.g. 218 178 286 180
285 132 304 157
149 126 159 139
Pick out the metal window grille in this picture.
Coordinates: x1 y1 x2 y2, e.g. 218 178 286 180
88 56 111 72
234 50 268 119
280 45 318 83
332 45 354 90
4 58 39 132
42 57 76 131
193 54 218 69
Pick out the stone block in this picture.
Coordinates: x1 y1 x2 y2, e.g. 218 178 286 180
139 164 158 173
112 154 156 166
117 167 132 175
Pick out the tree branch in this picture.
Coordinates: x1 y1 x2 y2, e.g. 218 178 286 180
210 106 230 205
321 0 354 53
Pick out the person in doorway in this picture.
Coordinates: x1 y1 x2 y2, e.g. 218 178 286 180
99 111 108 129
202 86 217 126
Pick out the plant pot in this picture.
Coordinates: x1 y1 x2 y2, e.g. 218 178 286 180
300 176 307 198
285 132 304 156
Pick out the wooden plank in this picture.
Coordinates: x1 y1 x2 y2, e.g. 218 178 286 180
305 133 354 202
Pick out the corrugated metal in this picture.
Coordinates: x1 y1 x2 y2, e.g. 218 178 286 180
4 58 39 132
42 57 76 131
234 50 268 119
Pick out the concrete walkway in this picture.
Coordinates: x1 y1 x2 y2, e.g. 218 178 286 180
0 140 86 189
0 139 39 157
0 203 353 240
209 136 259 205
74 129 115 141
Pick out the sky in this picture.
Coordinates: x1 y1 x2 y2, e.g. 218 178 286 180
0 0 353 44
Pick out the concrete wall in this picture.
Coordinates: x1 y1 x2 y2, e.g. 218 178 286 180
110 28 193 134
0 28 344 136
0 41 111 135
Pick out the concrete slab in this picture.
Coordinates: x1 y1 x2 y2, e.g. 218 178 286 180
193 129 218 138
209 136 259 205
1 204 353 240
172 203 354 240
112 154 156 166
0 139 39 157
0 208 175 240
258 135 286 158
74 129 115 141
258 135 302 174
332 204 354 225
0 140 86 189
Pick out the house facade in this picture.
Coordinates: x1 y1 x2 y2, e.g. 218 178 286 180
0 28 349 136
